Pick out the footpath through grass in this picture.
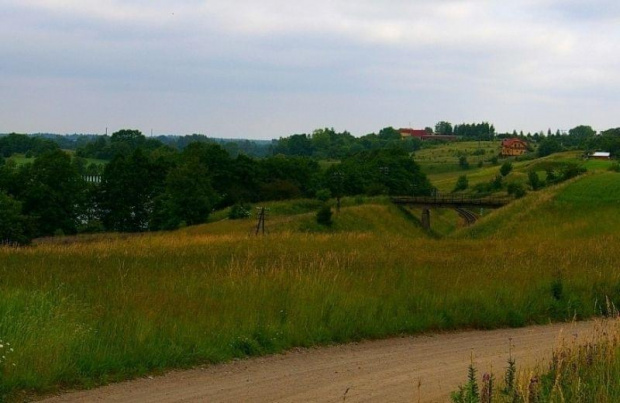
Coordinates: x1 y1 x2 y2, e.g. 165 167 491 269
0 173 619 400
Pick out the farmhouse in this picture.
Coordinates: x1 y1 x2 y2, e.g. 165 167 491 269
399 128 458 142
591 151 611 160
501 138 528 157
399 128 427 139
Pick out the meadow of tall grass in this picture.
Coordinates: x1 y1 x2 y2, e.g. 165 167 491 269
0 173 619 400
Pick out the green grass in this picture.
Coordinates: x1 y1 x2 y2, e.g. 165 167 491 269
458 172 620 240
6 154 107 167
427 151 585 194
415 141 502 177
1 172 619 400
5 155 34 166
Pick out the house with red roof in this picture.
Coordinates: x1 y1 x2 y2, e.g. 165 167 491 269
501 138 528 157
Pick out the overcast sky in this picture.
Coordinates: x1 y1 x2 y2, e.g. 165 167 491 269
1 1 619 139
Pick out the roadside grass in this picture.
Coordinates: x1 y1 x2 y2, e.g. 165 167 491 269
452 318 620 402
0 171 619 400
3 232 620 400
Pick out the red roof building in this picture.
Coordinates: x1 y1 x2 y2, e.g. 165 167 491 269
399 128 428 138
399 128 458 142
501 138 528 157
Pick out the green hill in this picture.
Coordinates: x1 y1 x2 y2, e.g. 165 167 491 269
457 172 620 239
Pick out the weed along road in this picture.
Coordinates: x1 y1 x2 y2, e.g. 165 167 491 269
42 320 600 403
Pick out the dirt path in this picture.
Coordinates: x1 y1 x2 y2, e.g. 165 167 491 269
42 321 600 403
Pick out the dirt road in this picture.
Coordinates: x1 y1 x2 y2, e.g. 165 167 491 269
42 320 600 403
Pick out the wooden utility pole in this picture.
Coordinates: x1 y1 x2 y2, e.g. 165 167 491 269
421 208 431 230
255 207 267 235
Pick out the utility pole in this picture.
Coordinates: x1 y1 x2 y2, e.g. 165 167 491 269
255 207 268 235
331 171 344 212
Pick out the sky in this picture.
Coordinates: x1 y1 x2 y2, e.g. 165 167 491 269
1 0 619 139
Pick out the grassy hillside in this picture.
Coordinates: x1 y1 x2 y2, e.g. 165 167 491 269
427 151 590 194
1 172 619 400
458 172 620 239
415 141 501 175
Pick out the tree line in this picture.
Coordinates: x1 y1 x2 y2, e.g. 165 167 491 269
0 130 432 244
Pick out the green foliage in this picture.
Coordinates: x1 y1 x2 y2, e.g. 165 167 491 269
503 357 517 400
228 203 252 220
507 183 526 198
315 188 332 202
435 121 454 135
609 162 620 172
0 191 30 245
326 149 433 197
500 162 513 177
451 362 480 403
537 138 562 157
0 133 59 158
453 175 469 192
527 171 542 190
151 159 217 230
491 175 503 190
316 204 333 226
458 155 470 169
100 149 167 232
16 150 85 237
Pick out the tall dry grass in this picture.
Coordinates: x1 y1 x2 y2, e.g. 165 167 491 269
1 229 620 399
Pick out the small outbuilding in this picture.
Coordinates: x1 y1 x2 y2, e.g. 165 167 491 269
591 152 611 160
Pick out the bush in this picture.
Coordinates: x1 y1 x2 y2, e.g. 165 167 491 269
228 203 252 220
453 175 469 192
458 156 470 169
528 171 543 190
610 163 620 172
490 156 499 165
500 162 513 177
315 188 332 202
316 204 333 226
507 183 526 198
491 174 503 190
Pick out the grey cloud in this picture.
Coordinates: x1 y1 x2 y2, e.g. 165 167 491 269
1 0 619 136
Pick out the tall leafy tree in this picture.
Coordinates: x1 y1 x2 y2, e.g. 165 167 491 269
435 121 453 135
0 191 31 244
16 150 85 236
99 149 165 232
151 158 217 230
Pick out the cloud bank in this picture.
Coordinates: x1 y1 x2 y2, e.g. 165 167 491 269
1 0 619 137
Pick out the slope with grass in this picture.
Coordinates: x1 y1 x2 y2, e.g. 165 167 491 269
458 172 620 240
427 151 584 194
1 175 620 400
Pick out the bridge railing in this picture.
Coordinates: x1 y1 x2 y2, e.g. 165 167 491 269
390 195 511 207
